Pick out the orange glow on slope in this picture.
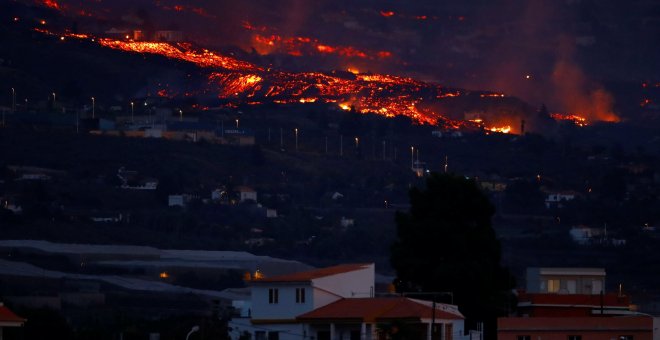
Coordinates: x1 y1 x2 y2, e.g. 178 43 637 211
380 11 396 17
550 113 588 126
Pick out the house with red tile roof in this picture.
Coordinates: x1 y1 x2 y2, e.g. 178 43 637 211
298 297 464 340
228 263 468 340
497 268 659 340
498 316 658 340
0 302 26 339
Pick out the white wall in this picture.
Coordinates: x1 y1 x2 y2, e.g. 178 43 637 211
251 284 313 320
313 264 374 299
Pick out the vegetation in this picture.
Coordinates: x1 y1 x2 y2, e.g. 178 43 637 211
391 173 515 339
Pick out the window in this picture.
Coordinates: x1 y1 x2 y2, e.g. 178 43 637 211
268 288 279 304
296 288 306 303
548 279 560 293
268 332 279 340
255 331 266 340
568 335 582 340
517 336 531 340
619 336 633 340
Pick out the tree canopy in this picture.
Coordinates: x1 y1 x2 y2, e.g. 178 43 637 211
390 172 515 339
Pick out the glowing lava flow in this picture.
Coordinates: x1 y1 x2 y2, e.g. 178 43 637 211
93 37 463 126
45 30 499 128
550 113 588 126
243 21 392 60
98 40 261 72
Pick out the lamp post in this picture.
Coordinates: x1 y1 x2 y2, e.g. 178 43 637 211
52 92 56 106
235 118 239 128
185 325 200 340
294 128 298 151
179 109 183 122
355 137 359 149
130 101 134 122
91 97 95 118
11 88 16 113
410 146 414 169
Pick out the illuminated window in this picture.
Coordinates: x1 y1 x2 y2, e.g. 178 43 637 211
619 336 633 340
548 279 560 293
296 288 306 303
268 288 279 304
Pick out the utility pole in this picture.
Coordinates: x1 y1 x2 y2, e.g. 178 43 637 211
401 292 453 340
410 146 414 169
11 88 16 113
294 128 299 151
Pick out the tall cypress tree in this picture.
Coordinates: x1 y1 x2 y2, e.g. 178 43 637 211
390 172 515 339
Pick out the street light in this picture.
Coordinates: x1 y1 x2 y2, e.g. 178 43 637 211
179 109 183 122
410 146 414 169
11 88 16 113
91 97 95 118
235 118 239 128
355 137 359 149
130 101 134 122
185 325 200 340
52 92 56 106
294 128 298 151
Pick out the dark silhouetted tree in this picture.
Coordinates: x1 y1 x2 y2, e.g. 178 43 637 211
390 173 515 339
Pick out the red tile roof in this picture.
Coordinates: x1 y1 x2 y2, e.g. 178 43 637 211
518 293 631 307
254 263 372 283
297 297 463 322
0 304 26 325
498 316 652 332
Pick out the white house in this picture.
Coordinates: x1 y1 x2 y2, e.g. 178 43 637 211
237 186 258 203
228 263 467 340
544 191 576 209
525 267 606 295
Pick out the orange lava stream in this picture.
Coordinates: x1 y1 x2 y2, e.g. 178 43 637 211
97 39 261 72
39 28 516 129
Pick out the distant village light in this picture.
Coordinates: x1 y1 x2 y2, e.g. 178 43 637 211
159 271 169 279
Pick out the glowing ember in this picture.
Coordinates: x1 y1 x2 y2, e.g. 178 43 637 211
40 0 61 10
480 93 505 98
